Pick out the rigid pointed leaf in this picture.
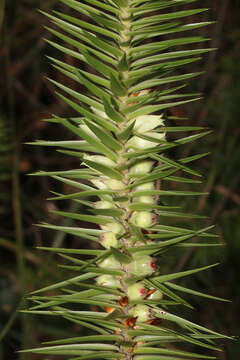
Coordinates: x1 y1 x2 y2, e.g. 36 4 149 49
103 97 125 123
50 210 113 225
110 247 132 264
83 119 123 152
133 346 216 358
110 74 127 96
58 118 118 162
54 10 120 40
44 334 122 345
153 263 219 283
166 282 230 302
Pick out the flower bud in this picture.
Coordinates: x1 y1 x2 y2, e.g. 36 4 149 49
130 304 151 323
131 254 156 277
103 179 125 191
130 211 157 228
91 178 107 190
99 255 121 270
96 274 121 288
130 161 154 176
126 132 165 150
94 201 115 209
135 115 164 133
100 232 118 249
138 196 155 204
127 282 147 301
135 182 155 191
100 222 125 235
84 155 117 168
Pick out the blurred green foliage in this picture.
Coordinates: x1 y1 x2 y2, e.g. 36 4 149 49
0 0 239 359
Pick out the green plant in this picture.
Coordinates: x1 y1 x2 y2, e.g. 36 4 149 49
22 0 232 359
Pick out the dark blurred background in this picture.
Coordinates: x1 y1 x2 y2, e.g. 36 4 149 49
0 0 239 359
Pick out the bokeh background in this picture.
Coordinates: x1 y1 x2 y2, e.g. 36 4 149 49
0 0 240 359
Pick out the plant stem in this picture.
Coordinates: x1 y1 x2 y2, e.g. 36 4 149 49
5 29 29 359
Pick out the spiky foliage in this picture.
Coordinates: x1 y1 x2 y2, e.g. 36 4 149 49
22 0 231 359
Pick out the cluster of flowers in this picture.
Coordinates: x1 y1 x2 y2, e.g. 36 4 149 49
82 106 165 324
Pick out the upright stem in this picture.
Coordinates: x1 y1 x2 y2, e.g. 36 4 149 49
96 3 159 358
5 30 29 359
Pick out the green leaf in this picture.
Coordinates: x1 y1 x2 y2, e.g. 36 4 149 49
128 97 201 119
59 118 118 162
50 210 113 225
110 74 127 97
134 346 216 358
75 70 111 101
103 97 125 123
52 175 94 191
82 159 122 180
46 26 117 68
132 8 208 27
156 210 207 219
80 30 121 58
132 48 214 67
128 169 178 189
91 13 124 33
128 203 180 211
111 0 128 8
90 208 124 217
118 53 129 71
116 120 135 141
131 37 209 59
129 223 146 243
79 0 120 15
38 222 103 235
19 342 119 353
129 225 216 255
150 153 202 177
130 189 208 197
43 334 122 345
54 10 120 40
166 282 230 303
83 118 123 152
31 273 96 295
130 72 202 93
110 247 132 264
48 189 115 201
29 169 94 178
37 246 104 256
150 224 217 238
153 263 219 283
153 308 231 339
47 76 103 111
83 50 118 78
144 279 192 308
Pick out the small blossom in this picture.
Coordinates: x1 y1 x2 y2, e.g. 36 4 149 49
130 254 156 277
127 282 146 300
130 161 154 175
100 232 118 249
103 179 125 190
130 304 152 323
99 255 121 270
83 155 117 168
94 201 115 209
100 222 125 235
130 211 157 228
96 274 121 288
